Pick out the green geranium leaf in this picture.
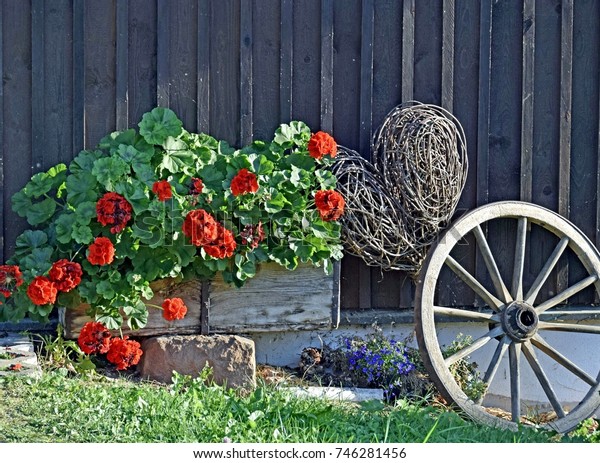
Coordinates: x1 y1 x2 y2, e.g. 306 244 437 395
115 180 150 215
265 190 288 213
161 137 195 175
285 153 315 171
22 247 53 276
57 290 82 309
199 164 226 190
8 292 36 322
15 230 48 253
218 140 235 156
116 232 139 260
69 150 105 174
72 223 94 244
26 197 57 226
25 164 67 198
124 300 148 330
139 107 183 145
75 201 98 223
117 143 154 165
315 169 337 189
99 129 153 155
11 190 33 217
66 172 99 206
96 313 122 331
96 280 115 300
92 156 130 190
55 213 77 244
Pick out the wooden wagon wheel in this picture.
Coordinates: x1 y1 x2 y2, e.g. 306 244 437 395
415 201 600 433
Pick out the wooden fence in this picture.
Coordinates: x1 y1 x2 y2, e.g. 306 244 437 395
1 0 599 312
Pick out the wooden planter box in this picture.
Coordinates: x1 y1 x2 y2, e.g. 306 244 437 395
60 262 340 339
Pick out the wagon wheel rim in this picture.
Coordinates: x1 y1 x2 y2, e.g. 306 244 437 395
415 201 600 433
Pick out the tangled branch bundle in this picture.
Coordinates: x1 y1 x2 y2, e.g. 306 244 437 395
332 102 468 275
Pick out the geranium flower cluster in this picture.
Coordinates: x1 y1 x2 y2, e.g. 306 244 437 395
25 260 83 306
78 321 142 370
0 265 23 302
96 192 132 233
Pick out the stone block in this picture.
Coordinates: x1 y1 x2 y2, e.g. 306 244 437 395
138 334 256 389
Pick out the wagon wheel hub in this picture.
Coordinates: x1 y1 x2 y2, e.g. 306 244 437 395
501 301 538 342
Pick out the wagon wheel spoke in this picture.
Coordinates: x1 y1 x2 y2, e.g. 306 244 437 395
535 275 599 314
445 256 504 310
472 225 512 303
433 306 500 323
509 342 522 423
531 334 597 386
475 335 511 406
522 342 566 418
444 326 504 367
537 320 600 335
512 217 527 300
525 237 570 304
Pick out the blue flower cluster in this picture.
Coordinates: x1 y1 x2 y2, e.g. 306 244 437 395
343 335 415 400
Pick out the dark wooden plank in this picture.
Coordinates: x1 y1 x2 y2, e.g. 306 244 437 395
197 0 211 133
72 0 85 153
0 0 4 261
521 0 535 203
128 0 157 125
44 0 73 168
84 0 116 148
320 0 334 132
569 0 598 304
251 0 280 140
169 0 198 130
279 0 293 122
291 0 320 128
441 0 455 111
488 0 521 203
240 0 253 144
210 0 240 145
115 0 128 130
156 0 170 108
201 280 210 335
402 0 415 102
2 2 32 258
359 0 374 310
333 0 362 310
556 0 573 294
359 0 374 157
31 0 45 172
476 0 492 207
414 0 442 104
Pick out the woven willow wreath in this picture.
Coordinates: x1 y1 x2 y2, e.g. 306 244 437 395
331 101 468 275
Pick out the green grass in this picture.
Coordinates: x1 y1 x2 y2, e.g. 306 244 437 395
0 371 583 443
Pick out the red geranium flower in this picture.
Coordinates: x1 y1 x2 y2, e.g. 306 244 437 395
162 298 188 321
87 237 115 266
106 337 143 370
49 259 83 292
8 363 22 371
77 321 112 355
308 131 337 159
182 209 219 246
0 265 23 299
203 224 237 259
96 192 132 233
152 180 173 201
230 169 259 196
315 190 345 221
189 177 204 195
26 276 58 306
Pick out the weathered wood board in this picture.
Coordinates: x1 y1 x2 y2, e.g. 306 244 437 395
60 263 340 338
208 263 339 333
60 279 202 339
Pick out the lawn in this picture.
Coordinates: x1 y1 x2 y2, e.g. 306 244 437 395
0 370 594 444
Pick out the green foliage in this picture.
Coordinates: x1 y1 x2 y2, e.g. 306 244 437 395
1 107 344 335
442 334 487 402
34 326 96 376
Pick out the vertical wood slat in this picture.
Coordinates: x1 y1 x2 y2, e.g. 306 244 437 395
320 0 334 133
557 0 574 294
156 0 170 107
197 0 210 133
240 0 253 144
358 0 374 310
520 0 535 203
116 0 129 130
72 0 85 153
31 0 45 173
402 0 415 102
477 0 492 208
0 0 4 261
280 0 293 122
441 0 455 112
